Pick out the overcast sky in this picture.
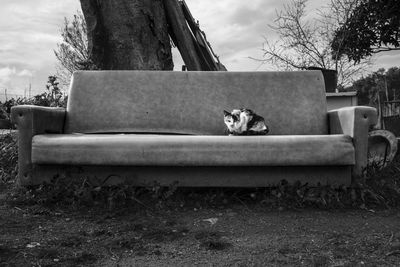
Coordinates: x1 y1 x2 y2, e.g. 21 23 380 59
1 0 399 99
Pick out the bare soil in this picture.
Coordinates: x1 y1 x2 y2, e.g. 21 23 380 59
1 184 399 267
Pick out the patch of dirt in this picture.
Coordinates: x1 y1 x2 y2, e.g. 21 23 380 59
1 185 399 267
194 231 232 251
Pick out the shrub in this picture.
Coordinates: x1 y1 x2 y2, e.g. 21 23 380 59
28 75 67 108
0 133 18 184
0 105 9 120
0 75 67 122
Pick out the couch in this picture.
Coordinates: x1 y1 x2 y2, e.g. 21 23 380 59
11 71 377 186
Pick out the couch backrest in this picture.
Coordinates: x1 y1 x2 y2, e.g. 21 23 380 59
64 71 327 135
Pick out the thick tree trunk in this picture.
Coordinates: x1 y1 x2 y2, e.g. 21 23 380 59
80 0 173 70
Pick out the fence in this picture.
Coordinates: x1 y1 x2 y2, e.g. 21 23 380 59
382 101 400 136
383 101 400 117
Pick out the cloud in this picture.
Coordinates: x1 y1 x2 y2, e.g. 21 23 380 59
17 69 33 77
183 0 292 71
0 67 35 96
367 52 400 73
0 67 17 86
197 0 398 72
0 0 80 93
0 0 399 95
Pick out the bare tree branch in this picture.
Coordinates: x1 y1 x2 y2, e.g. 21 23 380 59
257 0 370 87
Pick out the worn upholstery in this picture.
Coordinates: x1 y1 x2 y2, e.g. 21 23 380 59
329 106 378 177
10 71 378 186
65 71 327 135
32 134 355 166
10 105 65 185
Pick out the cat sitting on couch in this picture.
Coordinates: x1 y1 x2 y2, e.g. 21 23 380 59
223 108 269 136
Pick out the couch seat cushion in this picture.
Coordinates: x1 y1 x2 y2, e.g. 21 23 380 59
32 134 355 166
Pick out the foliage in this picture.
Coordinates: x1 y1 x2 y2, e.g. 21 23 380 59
0 105 9 120
364 152 400 207
5 150 400 210
0 133 18 184
1 76 67 117
0 99 24 123
17 176 136 209
332 0 400 63
31 75 68 108
54 11 96 87
9 174 180 211
259 0 369 87
346 67 400 106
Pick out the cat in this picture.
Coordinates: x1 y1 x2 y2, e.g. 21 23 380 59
223 108 269 136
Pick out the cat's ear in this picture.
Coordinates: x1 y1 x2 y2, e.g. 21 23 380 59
223 110 230 116
244 108 254 115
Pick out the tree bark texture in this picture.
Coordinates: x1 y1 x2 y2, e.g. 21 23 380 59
80 0 173 70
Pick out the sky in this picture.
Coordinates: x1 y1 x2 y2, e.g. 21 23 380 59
1 0 399 101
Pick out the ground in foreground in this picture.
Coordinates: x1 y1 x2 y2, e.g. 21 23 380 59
0 185 399 267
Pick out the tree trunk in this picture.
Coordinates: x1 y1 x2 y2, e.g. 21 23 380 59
80 0 173 70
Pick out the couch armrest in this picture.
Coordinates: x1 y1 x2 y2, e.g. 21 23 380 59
328 106 377 179
11 105 66 185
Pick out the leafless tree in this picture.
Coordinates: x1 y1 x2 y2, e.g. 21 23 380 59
259 0 370 87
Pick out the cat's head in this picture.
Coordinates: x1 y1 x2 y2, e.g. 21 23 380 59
223 109 241 131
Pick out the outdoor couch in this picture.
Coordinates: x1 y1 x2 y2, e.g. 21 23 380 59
11 71 377 186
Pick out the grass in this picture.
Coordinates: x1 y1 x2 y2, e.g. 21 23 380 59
1 131 400 210
0 132 17 185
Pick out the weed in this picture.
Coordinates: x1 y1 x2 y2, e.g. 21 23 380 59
0 133 18 184
1 128 400 210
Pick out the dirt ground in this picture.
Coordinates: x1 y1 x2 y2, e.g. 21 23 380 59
1 184 400 267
